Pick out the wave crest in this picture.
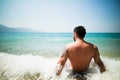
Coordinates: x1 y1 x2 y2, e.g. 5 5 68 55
0 52 120 80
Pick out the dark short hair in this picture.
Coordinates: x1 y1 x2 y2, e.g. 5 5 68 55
73 26 86 38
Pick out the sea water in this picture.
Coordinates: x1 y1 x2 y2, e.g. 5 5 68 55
0 32 120 80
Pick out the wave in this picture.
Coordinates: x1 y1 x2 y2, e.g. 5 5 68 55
0 52 120 80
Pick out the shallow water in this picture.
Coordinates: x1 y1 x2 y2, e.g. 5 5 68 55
0 33 120 58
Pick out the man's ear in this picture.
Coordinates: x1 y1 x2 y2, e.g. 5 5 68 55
73 32 76 41
74 32 78 39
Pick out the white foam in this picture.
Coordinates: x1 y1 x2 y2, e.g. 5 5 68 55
0 52 120 80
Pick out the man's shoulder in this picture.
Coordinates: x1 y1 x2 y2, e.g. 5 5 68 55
65 42 75 49
87 42 98 52
85 41 97 49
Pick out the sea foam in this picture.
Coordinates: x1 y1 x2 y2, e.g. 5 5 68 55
0 52 120 80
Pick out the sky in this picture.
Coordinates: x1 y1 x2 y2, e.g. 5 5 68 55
0 0 120 32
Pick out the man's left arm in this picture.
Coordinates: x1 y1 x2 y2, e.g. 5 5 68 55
56 48 68 75
93 46 106 73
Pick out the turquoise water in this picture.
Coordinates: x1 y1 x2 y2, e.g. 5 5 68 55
0 32 120 80
0 32 120 58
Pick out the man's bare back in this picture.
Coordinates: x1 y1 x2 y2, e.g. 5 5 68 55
67 39 95 72
56 26 106 76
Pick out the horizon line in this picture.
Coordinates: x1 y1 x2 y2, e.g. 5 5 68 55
0 24 120 33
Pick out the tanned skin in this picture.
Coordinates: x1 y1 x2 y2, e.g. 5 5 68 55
56 32 106 75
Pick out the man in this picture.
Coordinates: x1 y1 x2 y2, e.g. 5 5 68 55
55 26 106 79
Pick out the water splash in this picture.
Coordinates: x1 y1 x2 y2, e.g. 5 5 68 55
0 52 120 80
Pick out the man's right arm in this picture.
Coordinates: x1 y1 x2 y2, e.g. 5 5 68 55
56 47 68 75
93 46 106 73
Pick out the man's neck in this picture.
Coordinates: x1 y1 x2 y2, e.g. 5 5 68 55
75 38 84 42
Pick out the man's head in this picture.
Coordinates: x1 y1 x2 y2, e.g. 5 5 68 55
73 26 86 40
